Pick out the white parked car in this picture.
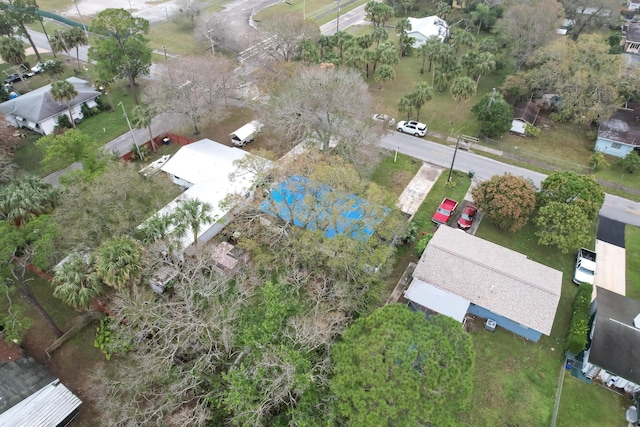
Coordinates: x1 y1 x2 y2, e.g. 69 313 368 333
397 120 427 137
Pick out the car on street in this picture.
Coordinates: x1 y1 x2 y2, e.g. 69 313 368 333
397 120 427 137
457 204 477 230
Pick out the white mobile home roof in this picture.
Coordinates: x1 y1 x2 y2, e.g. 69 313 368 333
160 138 251 187
153 139 269 249
413 226 562 335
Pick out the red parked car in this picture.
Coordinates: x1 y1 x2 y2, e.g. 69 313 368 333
457 205 477 230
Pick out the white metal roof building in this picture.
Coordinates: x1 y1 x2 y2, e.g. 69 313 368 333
0 351 82 427
406 16 449 47
152 139 270 250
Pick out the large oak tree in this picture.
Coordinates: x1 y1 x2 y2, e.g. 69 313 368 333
330 304 474 426
88 8 152 105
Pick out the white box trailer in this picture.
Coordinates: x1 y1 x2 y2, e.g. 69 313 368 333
230 120 263 147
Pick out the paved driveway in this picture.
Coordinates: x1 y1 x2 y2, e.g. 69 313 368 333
594 216 627 297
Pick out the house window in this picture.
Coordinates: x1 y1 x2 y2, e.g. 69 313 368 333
611 143 622 149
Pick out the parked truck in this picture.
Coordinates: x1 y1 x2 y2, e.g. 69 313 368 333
432 197 458 225
573 248 596 285
230 120 263 147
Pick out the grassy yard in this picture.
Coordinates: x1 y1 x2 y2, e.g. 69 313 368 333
556 376 629 427
369 152 422 197
626 225 640 300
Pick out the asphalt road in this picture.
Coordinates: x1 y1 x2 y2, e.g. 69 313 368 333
380 131 640 227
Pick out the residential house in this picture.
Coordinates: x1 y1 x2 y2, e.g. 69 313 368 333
0 341 82 426
404 226 562 342
581 287 640 393
148 138 271 251
623 21 640 53
510 100 540 135
0 77 100 135
627 1 640 11
406 16 448 48
595 102 640 158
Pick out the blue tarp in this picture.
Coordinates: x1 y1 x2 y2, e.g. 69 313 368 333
260 176 385 240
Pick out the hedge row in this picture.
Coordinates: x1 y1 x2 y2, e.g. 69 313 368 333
565 283 593 354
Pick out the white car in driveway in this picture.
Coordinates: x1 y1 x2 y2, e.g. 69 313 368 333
397 120 427 137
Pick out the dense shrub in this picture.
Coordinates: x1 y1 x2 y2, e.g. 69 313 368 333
415 232 434 257
56 114 73 130
565 283 593 354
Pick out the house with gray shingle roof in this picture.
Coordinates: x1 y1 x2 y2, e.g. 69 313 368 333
0 341 82 426
581 287 640 393
404 226 562 342
0 77 100 135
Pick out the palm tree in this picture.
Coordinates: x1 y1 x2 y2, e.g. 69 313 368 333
479 37 499 54
422 36 441 74
333 31 354 63
318 35 335 59
371 26 388 49
138 212 175 245
449 28 475 56
52 253 104 310
471 4 492 38
374 64 395 90
431 43 454 87
50 80 78 129
66 27 88 73
95 237 144 289
49 31 71 59
398 95 415 121
344 45 366 72
471 52 496 91
174 198 214 247
411 82 433 121
132 104 158 151
450 76 475 121
460 50 479 77
0 175 58 225
0 36 28 87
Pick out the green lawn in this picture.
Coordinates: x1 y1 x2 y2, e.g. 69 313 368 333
556 376 628 427
369 152 422 197
626 225 640 300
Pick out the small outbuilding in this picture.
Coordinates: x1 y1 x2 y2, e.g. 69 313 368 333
510 100 540 135
0 77 100 135
405 226 562 342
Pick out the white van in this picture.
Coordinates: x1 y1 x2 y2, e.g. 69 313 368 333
230 120 263 147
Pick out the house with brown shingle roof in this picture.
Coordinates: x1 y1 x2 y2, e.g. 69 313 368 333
404 226 562 342
510 100 540 136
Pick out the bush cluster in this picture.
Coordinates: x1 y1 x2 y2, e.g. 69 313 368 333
565 283 593 354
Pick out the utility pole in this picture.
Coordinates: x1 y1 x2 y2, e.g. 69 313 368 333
118 101 143 161
336 0 341 33
207 29 215 54
71 0 89 38
447 134 461 182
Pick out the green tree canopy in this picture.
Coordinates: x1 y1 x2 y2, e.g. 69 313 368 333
471 91 513 138
52 252 104 310
94 236 144 289
330 304 474 426
0 175 58 225
88 8 152 105
36 128 103 176
537 171 605 221
534 201 592 253
471 173 537 232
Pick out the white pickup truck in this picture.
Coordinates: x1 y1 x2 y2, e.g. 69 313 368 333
573 248 596 285
230 120 263 147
